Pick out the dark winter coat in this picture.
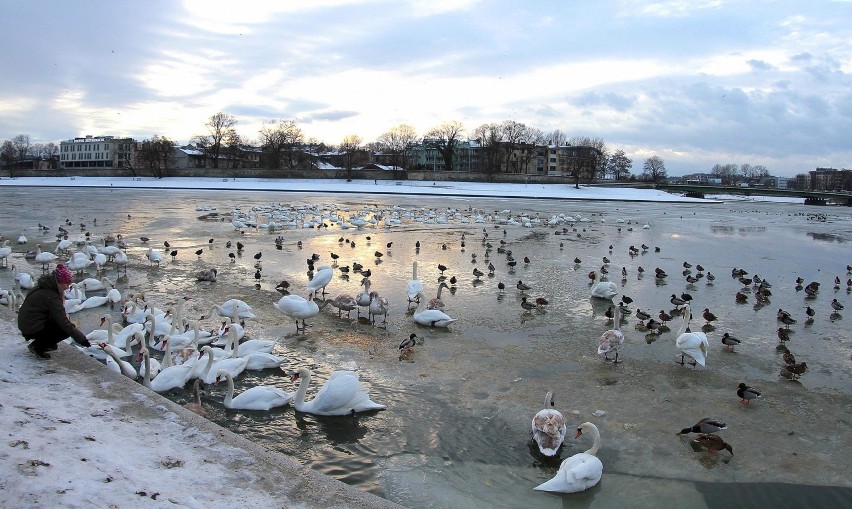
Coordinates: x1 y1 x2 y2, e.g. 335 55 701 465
17 273 88 345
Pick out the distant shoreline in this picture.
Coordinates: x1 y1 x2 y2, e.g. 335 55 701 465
0 176 720 203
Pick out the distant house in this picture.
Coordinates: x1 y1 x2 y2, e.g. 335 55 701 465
59 135 137 170
171 145 206 169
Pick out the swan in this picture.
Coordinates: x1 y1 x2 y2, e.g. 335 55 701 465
136 339 162 380
16 229 27 244
225 325 276 357
531 391 567 457
427 281 450 310
99 343 138 379
534 422 603 493
141 344 195 392
328 294 358 318
590 281 617 299
406 261 424 305
34 244 57 270
218 370 294 411
146 247 163 266
598 304 625 363
368 291 389 325
64 283 86 301
196 267 218 282
0 239 12 266
11 265 36 290
273 293 320 332
290 367 386 416
184 379 207 416
112 250 129 273
210 299 256 320
355 277 372 316
67 295 110 314
413 291 455 327
197 345 247 384
143 311 174 346
307 265 334 296
675 304 709 367
80 276 113 292
106 287 122 308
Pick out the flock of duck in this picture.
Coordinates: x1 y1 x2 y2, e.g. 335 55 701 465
2 199 850 497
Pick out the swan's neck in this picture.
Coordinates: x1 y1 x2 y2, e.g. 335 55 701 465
294 371 311 407
142 348 152 385
613 306 621 331
202 348 215 376
228 328 239 358
676 306 690 337
223 373 234 407
585 426 602 456
412 262 418 280
162 335 174 368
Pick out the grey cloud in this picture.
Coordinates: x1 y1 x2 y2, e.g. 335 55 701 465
747 59 775 71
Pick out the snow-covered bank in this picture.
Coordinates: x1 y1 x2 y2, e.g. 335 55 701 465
0 176 718 203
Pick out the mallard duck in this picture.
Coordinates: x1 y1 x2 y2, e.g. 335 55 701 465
534 422 603 493
398 333 417 354
531 391 567 457
702 308 717 325
737 383 761 404
781 362 808 379
678 418 727 435
693 433 733 455
720 333 741 351
520 297 537 313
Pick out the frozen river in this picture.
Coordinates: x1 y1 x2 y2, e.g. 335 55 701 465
1 185 851 508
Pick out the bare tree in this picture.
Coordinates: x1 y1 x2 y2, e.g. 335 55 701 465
544 129 568 146
137 135 174 178
711 163 738 183
425 120 464 172
471 122 504 180
642 155 667 184
225 132 242 169
1 140 16 176
339 134 363 179
376 124 418 173
12 134 30 167
194 112 237 169
607 149 633 180
115 140 137 176
258 119 304 171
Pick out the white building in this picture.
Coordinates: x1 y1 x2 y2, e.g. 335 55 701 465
59 135 136 169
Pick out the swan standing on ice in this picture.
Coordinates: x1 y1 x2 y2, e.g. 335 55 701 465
0 239 12 266
590 281 618 299
356 277 372 317
534 422 603 493
413 292 455 327
273 293 320 332
675 304 709 367
406 261 424 305
598 304 625 363
307 265 334 297
531 391 567 457
290 367 386 416
146 247 163 266
218 370 294 411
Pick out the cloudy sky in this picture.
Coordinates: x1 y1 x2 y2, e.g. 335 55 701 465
2 0 850 177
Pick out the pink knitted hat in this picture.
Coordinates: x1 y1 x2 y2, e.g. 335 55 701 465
55 264 73 285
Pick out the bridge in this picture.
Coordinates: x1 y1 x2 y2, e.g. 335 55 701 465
656 184 852 206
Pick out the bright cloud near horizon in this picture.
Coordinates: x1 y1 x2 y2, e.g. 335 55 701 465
2 0 851 177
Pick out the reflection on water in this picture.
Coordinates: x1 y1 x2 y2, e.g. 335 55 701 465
1 187 851 508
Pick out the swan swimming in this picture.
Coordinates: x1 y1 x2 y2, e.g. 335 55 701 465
290 367 386 416
534 422 603 493
531 391 567 457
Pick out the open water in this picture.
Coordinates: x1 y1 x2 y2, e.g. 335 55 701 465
1 186 851 508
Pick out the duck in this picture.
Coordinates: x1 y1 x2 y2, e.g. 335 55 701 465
693 433 733 455
413 292 455 327
598 303 625 363
217 370 294 411
531 391 567 457
398 333 418 356
306 265 334 297
406 261 424 305
781 362 808 380
289 367 386 416
273 292 320 332
737 382 761 404
675 304 709 367
534 422 603 493
678 418 727 435
720 333 741 351
703 308 718 325
590 281 617 299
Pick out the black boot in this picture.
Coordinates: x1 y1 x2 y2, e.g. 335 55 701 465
28 342 51 359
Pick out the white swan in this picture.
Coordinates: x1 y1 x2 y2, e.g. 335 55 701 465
67 295 110 314
66 252 94 273
225 324 276 358
211 299 255 319
531 391 567 457
0 239 12 266
534 422 603 493
413 292 455 327
290 367 386 416
597 304 625 363
11 264 36 290
307 265 334 296
34 244 57 270
141 344 195 392
136 339 161 380
99 343 138 379
218 370 294 411
406 261 424 304
675 304 709 367
273 293 320 332
146 247 163 266
80 276 113 292
197 345 247 384
590 281 617 299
